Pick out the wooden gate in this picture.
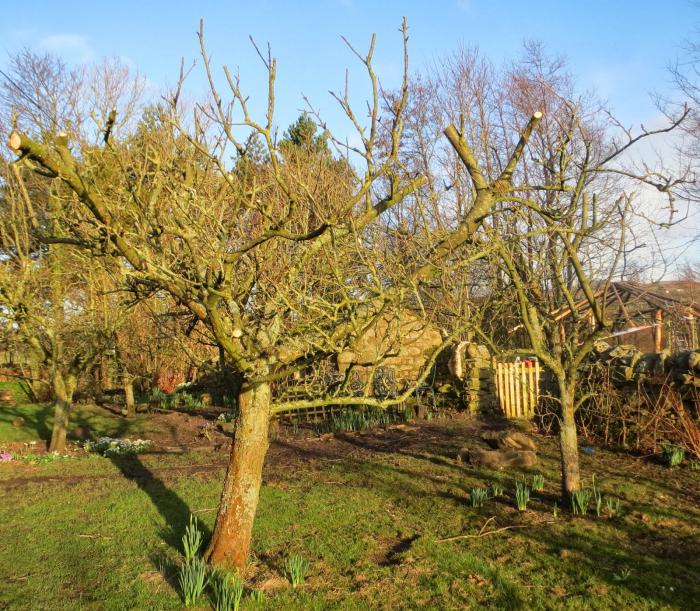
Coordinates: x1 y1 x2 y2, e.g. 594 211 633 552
493 358 540 418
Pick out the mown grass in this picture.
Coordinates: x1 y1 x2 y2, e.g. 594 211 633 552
0 404 698 609
0 382 149 445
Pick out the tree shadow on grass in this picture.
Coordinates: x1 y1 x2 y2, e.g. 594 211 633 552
109 453 212 552
0 403 54 442
336 449 700 608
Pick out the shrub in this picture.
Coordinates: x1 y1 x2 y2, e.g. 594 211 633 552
571 489 592 516
182 514 203 562
662 444 685 467
514 480 530 511
285 553 310 587
531 473 545 492
179 557 207 607
470 487 489 508
211 570 244 611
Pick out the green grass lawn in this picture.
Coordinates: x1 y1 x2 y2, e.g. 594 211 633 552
0 382 150 445
0 404 698 610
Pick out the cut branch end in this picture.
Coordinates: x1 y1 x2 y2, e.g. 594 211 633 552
8 132 21 151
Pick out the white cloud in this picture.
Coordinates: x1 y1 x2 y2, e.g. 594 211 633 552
39 34 94 62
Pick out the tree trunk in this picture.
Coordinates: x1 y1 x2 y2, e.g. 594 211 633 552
558 388 581 498
48 374 75 453
99 357 112 392
205 380 271 571
124 378 135 417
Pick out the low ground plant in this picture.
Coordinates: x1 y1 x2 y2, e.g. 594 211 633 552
515 480 530 511
211 570 244 611
662 444 685 467
182 514 203 561
571 489 593 516
180 392 204 410
470 487 489 508
592 476 603 517
489 482 504 498
83 437 152 457
179 557 207 607
606 496 621 518
285 553 310 587
314 407 403 434
531 473 545 492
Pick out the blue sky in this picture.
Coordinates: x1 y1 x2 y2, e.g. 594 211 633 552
2 0 698 136
3 1 698 267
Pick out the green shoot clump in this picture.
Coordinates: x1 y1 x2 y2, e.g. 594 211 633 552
211 570 244 611
662 444 685 467
470 487 489 508
571 489 592 516
285 553 310 587
531 473 545 492
515 480 530 511
489 482 504 498
179 557 207 607
182 514 203 562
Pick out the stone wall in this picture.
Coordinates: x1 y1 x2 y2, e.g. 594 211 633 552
337 311 444 384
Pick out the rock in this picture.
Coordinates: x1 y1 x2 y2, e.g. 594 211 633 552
11 416 24 428
70 425 92 440
481 430 537 452
458 447 537 469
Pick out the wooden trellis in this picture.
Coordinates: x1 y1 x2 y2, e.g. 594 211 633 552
493 358 540 418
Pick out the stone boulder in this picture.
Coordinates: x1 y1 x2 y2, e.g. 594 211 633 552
457 447 537 470
480 429 537 452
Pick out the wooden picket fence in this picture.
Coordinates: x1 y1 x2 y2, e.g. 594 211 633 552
492 358 540 418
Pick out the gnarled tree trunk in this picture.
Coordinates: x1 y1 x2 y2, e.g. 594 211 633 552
205 380 271 571
124 377 136 417
48 372 76 452
558 384 581 498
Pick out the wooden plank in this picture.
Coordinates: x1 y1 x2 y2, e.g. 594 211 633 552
515 361 522 417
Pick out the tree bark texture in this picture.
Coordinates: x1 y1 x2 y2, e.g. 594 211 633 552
205 380 271 570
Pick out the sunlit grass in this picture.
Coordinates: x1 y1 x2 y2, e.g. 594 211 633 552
0 411 698 609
